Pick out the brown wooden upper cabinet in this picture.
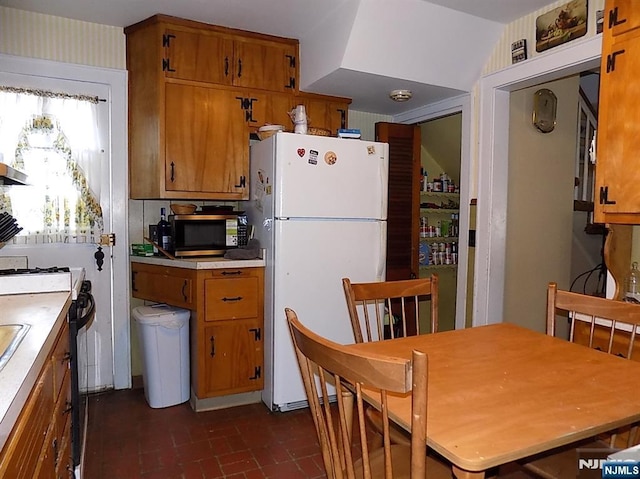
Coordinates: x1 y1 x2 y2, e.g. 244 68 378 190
594 0 640 224
125 15 299 200
162 26 298 93
125 14 350 200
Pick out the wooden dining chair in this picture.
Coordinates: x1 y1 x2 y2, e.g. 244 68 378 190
342 275 439 343
520 282 640 479
342 275 439 447
285 308 451 479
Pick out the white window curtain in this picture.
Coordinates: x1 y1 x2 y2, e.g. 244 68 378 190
0 87 103 244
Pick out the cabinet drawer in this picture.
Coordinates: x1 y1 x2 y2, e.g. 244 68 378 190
131 263 194 308
51 323 70 403
53 372 72 455
204 277 258 321
0 362 54 479
54 431 71 479
34 425 56 479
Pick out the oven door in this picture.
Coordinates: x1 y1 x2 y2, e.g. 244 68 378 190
69 280 95 478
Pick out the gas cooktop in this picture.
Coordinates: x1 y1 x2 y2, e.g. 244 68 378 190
0 266 85 299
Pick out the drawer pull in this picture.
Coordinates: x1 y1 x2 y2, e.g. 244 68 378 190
181 280 188 302
222 296 243 302
64 401 73 415
221 270 242 276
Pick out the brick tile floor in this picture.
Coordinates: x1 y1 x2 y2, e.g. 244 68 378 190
84 388 535 479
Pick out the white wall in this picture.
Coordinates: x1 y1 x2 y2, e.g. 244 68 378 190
504 76 578 335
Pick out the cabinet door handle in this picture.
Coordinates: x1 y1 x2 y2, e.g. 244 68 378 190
210 336 215 357
132 271 138 291
224 56 229 77
285 77 295 89
222 296 243 302
237 58 242 78
235 175 246 188
170 162 176 182
608 6 627 29
181 280 188 302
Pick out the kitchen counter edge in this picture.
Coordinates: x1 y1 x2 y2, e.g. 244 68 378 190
0 292 71 452
130 253 265 269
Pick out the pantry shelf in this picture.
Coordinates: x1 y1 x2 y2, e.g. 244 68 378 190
419 264 458 271
421 208 458 214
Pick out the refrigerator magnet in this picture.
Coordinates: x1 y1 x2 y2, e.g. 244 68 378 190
308 149 318 165
297 148 305 157
367 145 376 155
324 151 337 165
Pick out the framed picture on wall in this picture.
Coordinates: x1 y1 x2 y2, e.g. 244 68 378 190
511 39 528 64
535 0 588 53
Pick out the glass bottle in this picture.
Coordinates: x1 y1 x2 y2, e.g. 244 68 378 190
625 261 640 302
157 207 172 253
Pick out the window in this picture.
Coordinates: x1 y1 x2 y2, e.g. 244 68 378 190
0 88 103 244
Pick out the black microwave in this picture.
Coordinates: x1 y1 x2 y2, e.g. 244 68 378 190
170 213 248 257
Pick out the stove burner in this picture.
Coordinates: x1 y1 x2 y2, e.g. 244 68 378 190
0 266 71 276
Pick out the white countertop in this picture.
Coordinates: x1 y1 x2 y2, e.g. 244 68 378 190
0 292 71 452
130 253 265 269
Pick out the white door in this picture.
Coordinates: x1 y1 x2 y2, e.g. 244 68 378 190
0 56 129 391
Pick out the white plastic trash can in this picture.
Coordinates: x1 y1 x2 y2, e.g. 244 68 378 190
133 304 190 408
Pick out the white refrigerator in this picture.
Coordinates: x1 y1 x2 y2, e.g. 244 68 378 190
246 132 389 411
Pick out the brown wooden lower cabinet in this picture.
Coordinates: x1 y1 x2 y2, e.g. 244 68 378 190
131 262 265 399
0 322 72 479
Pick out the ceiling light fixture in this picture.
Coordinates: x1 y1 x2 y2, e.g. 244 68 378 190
389 89 412 102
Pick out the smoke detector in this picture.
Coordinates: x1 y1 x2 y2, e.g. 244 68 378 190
389 89 412 102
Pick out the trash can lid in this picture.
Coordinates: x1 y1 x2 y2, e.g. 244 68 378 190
133 304 190 324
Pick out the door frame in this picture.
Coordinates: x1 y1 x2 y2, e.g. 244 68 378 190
395 95 472 330
474 35 601 327
0 53 131 389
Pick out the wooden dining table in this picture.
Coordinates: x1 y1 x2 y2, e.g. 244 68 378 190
346 322 640 479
